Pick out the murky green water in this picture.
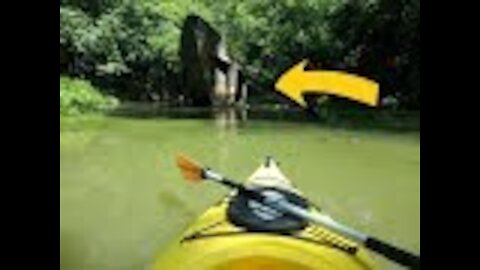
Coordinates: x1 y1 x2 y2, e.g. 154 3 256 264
60 113 419 270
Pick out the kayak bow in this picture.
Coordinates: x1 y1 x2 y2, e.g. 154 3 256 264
152 155 418 270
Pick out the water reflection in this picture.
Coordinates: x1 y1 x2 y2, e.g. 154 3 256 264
111 102 305 122
108 102 419 133
213 107 247 129
212 107 245 169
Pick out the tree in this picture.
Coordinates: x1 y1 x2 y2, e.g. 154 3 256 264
60 0 420 109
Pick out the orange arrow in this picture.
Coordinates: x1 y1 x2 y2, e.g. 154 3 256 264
275 60 380 107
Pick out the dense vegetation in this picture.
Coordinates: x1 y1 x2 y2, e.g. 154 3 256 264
60 76 119 115
60 0 420 109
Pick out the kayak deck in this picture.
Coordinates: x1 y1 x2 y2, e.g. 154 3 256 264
152 158 377 270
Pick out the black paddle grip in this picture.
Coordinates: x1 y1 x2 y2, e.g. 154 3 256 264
366 237 420 270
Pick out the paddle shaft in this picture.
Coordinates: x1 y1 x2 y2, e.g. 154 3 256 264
274 199 368 242
202 169 420 269
203 169 265 201
275 199 420 269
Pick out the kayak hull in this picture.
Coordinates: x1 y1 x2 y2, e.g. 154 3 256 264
153 159 377 270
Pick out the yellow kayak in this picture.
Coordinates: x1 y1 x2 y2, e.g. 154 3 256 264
152 158 377 270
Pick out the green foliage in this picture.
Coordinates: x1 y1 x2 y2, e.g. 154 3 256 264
328 0 420 108
60 1 176 100
60 0 420 109
209 0 343 83
60 76 119 115
61 0 122 17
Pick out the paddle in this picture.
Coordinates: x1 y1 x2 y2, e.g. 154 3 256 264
176 154 420 269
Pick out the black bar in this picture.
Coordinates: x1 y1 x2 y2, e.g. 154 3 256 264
366 237 420 269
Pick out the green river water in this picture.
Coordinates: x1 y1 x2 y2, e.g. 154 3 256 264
60 113 419 270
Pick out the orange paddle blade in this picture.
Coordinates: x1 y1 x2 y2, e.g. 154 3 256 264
176 154 204 183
